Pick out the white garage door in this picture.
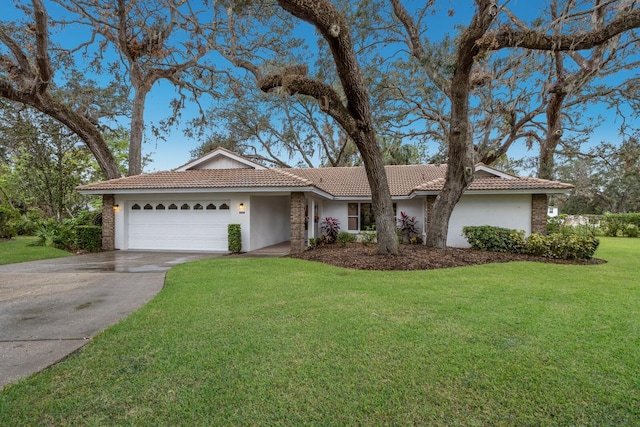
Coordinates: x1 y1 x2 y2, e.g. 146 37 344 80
127 201 231 251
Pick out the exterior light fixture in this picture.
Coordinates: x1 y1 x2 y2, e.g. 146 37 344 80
113 204 120 211
239 203 246 214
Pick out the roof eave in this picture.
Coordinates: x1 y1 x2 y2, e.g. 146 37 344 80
411 188 572 197
78 185 319 195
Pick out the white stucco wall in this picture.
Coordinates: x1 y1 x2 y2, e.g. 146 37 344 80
249 195 290 251
113 192 251 251
447 194 532 247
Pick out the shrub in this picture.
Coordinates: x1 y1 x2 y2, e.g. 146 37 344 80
0 206 18 239
320 217 340 243
308 237 321 249
625 224 639 238
34 219 76 250
359 225 376 245
228 224 242 253
547 214 565 234
76 226 102 252
602 213 640 237
525 233 599 260
397 211 419 243
337 231 356 246
75 210 102 226
462 225 526 253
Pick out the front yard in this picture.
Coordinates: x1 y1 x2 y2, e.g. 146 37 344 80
0 236 72 265
1 237 638 425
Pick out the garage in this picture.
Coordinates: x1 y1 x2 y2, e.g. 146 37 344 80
126 200 231 251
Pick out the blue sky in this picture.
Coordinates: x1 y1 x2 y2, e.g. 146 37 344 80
2 0 636 173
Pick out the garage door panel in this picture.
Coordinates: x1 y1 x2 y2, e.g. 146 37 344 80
127 201 230 251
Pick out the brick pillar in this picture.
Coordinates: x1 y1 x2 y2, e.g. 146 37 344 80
290 192 306 254
102 194 115 251
531 194 548 235
425 195 437 234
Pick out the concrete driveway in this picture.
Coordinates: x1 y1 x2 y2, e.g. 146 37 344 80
0 251 221 390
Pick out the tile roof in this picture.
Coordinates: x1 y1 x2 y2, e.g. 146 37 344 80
76 168 312 191
415 176 574 192
280 164 448 197
78 163 573 195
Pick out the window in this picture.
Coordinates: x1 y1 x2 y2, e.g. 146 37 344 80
206 203 216 210
168 203 178 210
181 203 191 210
347 202 396 231
156 204 165 210
193 203 203 210
347 203 358 230
143 203 153 210
131 203 141 210
219 203 229 210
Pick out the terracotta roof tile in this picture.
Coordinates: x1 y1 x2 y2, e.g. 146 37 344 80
76 169 311 191
78 163 573 195
414 176 573 192
281 164 448 197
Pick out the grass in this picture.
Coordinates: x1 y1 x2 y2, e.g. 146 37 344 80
0 236 72 265
1 237 639 425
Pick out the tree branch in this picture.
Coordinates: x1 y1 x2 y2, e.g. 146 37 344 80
481 7 640 51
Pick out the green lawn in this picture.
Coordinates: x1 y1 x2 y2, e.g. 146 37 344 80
1 238 639 425
0 236 72 265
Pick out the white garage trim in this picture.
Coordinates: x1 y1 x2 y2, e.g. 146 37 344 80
126 200 231 251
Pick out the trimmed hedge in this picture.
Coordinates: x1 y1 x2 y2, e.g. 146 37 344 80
228 224 242 253
76 226 102 252
463 225 599 260
525 233 599 260
462 226 526 253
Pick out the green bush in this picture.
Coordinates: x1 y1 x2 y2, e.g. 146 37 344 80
359 226 377 245
34 219 75 250
76 226 102 252
464 225 599 260
0 206 18 239
337 231 356 247
228 224 242 253
602 213 640 237
547 214 565 234
525 233 599 260
625 224 639 238
462 225 526 253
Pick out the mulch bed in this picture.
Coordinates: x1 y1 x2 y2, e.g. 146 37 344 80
289 243 604 271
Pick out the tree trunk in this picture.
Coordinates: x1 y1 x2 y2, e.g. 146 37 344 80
275 0 398 255
425 0 496 248
129 88 146 176
426 91 475 248
353 129 398 254
538 90 565 180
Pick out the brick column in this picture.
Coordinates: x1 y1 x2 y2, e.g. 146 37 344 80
290 192 306 254
531 194 548 235
102 194 115 251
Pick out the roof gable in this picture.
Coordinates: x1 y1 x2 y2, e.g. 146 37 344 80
174 147 267 171
473 163 518 179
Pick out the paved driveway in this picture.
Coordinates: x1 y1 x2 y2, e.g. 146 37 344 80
0 251 220 389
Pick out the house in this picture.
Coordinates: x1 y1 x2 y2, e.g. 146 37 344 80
76 148 573 253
